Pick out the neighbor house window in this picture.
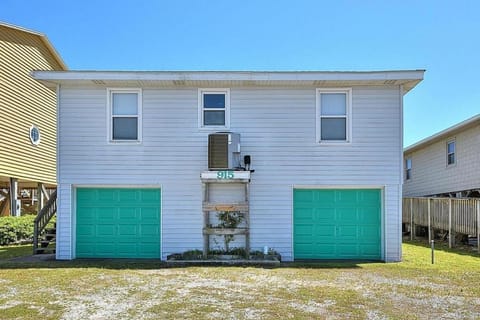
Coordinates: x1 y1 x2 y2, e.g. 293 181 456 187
316 88 352 143
29 125 41 145
405 157 412 180
108 89 142 142
198 89 230 128
447 140 455 165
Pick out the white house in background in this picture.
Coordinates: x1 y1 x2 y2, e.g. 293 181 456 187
403 114 480 198
33 70 424 262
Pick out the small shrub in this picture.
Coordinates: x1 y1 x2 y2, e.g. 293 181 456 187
0 215 36 245
181 249 203 260
215 211 243 252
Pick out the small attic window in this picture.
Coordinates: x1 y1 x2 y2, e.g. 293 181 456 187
29 125 41 145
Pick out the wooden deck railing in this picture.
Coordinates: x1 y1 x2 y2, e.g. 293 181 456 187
403 197 480 251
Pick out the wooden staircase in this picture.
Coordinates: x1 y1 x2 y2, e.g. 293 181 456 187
33 190 57 254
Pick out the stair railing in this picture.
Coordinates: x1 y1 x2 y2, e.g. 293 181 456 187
33 189 57 254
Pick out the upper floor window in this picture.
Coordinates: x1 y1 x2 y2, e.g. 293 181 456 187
447 140 455 165
405 157 412 180
316 88 352 143
108 89 142 142
198 89 230 129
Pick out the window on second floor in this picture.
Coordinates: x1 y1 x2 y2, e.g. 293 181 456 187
316 88 352 143
198 89 230 129
405 157 412 180
447 140 455 166
108 89 142 142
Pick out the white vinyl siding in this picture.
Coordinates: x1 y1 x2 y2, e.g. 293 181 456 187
57 85 403 262
404 126 480 197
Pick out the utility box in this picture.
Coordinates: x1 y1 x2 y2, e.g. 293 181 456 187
208 132 241 170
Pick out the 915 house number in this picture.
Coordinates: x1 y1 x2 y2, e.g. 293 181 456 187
217 170 234 179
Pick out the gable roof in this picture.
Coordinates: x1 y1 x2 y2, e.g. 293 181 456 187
404 114 480 153
32 70 424 93
0 21 67 70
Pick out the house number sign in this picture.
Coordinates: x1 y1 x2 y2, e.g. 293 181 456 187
217 170 235 179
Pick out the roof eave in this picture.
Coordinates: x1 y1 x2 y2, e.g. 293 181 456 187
39 36 68 70
32 70 424 91
404 114 480 153
0 21 67 70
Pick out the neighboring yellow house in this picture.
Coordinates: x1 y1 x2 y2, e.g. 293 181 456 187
0 22 67 215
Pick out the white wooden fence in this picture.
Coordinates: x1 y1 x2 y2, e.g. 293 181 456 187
403 197 480 251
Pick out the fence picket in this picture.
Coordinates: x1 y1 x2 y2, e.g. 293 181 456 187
403 197 479 248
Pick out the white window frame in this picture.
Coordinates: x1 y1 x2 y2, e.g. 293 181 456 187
315 88 352 144
198 88 230 129
405 157 412 180
446 139 455 166
107 88 142 143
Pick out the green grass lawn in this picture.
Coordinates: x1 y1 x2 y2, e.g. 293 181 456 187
0 244 32 260
0 242 479 319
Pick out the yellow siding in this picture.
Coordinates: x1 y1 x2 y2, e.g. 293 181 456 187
0 25 65 185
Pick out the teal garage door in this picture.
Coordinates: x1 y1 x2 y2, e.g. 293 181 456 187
76 188 161 258
294 189 381 260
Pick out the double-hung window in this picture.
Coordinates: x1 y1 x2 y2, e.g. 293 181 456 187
316 88 352 143
108 89 142 142
198 89 230 128
405 157 412 180
447 140 455 166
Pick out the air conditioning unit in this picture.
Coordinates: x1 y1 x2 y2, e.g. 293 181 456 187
208 132 241 170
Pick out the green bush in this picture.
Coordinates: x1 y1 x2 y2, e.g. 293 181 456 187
0 215 36 245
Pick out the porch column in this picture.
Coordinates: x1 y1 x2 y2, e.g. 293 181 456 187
9 178 19 216
37 182 45 213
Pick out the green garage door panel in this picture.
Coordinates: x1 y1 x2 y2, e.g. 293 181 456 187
76 188 161 258
294 189 381 260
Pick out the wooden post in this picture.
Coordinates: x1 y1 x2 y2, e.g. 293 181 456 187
202 182 209 258
448 198 453 248
41 184 50 201
244 182 250 258
427 198 432 242
410 198 414 240
0 191 9 216
477 200 480 255
9 178 18 216
37 183 45 214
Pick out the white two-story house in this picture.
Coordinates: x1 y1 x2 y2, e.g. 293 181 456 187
33 70 424 262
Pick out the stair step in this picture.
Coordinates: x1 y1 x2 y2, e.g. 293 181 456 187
40 240 56 244
40 241 56 248
45 234 56 241
35 248 56 254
